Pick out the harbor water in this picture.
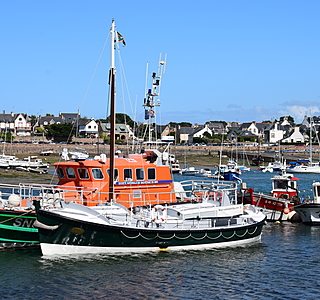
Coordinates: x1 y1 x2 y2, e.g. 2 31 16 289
1 170 320 299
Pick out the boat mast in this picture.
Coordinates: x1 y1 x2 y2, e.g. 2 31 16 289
109 19 116 201
310 115 313 164
143 54 166 145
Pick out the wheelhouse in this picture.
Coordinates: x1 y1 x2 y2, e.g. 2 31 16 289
54 150 176 207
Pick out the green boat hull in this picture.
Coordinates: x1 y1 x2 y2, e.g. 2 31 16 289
0 210 39 249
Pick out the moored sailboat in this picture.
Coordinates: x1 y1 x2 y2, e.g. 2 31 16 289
286 117 320 173
33 19 266 256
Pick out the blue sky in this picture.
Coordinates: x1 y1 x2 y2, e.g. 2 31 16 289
1 0 320 125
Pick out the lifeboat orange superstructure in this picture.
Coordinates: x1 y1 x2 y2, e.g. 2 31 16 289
53 149 176 207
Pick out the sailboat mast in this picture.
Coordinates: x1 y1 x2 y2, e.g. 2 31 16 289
109 19 116 201
310 116 313 163
143 54 166 144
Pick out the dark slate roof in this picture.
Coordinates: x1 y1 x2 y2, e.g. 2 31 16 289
0 114 15 122
179 127 194 134
77 119 90 126
206 122 225 129
238 130 258 137
192 127 205 135
238 123 252 130
264 123 288 131
227 126 240 132
255 123 271 131
239 122 270 131
0 113 30 123
59 112 79 123
226 130 238 140
38 116 64 125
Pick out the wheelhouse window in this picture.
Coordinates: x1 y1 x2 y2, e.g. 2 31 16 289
77 168 89 179
136 168 144 180
66 167 76 179
274 180 287 189
57 167 65 178
124 168 133 181
92 168 104 179
147 168 156 180
107 169 119 181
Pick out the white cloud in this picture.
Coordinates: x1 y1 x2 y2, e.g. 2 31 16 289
279 105 320 123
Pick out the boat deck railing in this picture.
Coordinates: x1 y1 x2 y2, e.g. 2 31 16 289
0 179 238 209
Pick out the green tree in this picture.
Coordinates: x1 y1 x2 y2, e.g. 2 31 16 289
104 113 137 128
193 137 206 144
169 122 192 127
212 134 226 142
179 122 192 127
44 123 75 142
0 132 14 142
36 127 45 133
277 116 294 123
206 120 227 127
203 131 213 139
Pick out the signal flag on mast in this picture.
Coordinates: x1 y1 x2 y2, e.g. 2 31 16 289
117 32 126 46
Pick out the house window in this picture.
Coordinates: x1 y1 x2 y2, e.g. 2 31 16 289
148 168 156 180
66 167 76 179
124 168 133 181
88 125 91 129
77 168 89 179
107 169 119 181
92 168 104 179
136 168 144 180
57 167 65 178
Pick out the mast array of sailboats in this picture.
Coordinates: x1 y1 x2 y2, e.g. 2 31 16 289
287 116 320 173
259 141 286 173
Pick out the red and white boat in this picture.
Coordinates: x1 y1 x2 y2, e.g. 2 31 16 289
238 172 301 222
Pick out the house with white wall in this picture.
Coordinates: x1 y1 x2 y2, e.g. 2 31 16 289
281 127 305 143
192 124 213 139
264 122 286 144
14 113 32 136
177 124 213 144
78 118 99 138
0 112 31 136
239 121 269 137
